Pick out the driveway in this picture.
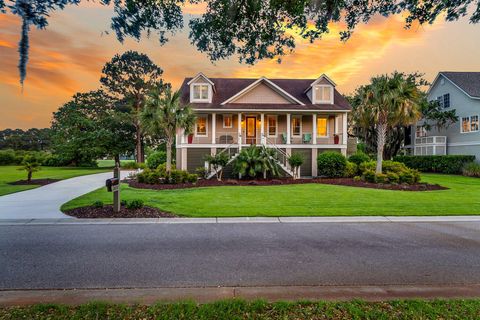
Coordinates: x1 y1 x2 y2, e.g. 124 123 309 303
0 171 132 219
1 221 480 290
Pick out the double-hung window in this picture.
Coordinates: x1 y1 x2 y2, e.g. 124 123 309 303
195 115 208 136
443 93 450 108
461 115 479 133
267 115 277 137
223 114 232 128
192 84 209 101
416 125 426 138
313 85 333 104
292 116 302 136
471 115 479 132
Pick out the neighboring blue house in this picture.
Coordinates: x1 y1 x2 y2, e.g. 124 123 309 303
412 72 480 160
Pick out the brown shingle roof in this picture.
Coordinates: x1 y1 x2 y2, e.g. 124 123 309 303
180 78 351 111
441 72 480 98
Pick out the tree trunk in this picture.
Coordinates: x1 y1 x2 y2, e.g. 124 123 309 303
135 128 144 163
376 122 387 174
166 139 173 173
27 171 32 182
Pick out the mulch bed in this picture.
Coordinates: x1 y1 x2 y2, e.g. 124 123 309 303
128 178 447 192
8 179 60 186
64 205 177 219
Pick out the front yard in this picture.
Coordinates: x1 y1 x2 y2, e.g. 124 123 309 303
0 166 110 196
62 174 480 216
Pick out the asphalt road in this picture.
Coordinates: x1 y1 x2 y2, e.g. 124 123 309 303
1 222 480 290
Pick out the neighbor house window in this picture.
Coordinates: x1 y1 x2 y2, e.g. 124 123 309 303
223 114 232 128
292 116 302 136
461 115 479 133
192 84 209 101
416 125 426 138
462 117 471 133
317 117 328 137
443 93 450 108
313 85 333 104
195 115 208 136
267 115 277 137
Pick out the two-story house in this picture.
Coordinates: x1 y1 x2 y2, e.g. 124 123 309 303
413 72 480 160
176 73 351 177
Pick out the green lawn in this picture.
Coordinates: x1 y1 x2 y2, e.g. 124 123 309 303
1 299 479 319
0 166 111 196
62 174 480 216
96 159 135 168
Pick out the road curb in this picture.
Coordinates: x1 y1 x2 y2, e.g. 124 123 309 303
2 284 480 306
2 216 480 225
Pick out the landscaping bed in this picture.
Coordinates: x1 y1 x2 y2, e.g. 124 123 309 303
8 178 60 186
128 178 446 191
64 204 177 218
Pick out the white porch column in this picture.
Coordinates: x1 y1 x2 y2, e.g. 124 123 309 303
342 113 348 145
211 113 216 144
237 113 242 150
312 114 317 145
312 148 318 177
286 113 291 145
180 129 186 145
260 113 265 145
181 148 187 171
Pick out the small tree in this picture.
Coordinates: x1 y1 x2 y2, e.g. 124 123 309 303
287 152 304 179
204 152 230 181
18 155 40 182
259 146 281 179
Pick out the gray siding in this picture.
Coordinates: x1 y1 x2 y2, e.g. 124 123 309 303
417 74 480 160
186 148 211 173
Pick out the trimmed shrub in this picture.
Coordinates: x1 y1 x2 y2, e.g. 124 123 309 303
168 169 188 184
358 161 376 175
195 167 207 179
353 176 362 182
362 169 376 183
382 160 408 173
344 161 357 178
126 199 144 210
394 155 476 174
386 172 399 184
186 173 198 183
463 162 480 178
146 151 167 169
317 152 347 178
375 173 388 184
121 161 139 169
348 152 370 166
0 149 17 165
137 169 160 184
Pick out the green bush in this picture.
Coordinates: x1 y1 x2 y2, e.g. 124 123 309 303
394 155 476 174
344 161 357 178
146 151 167 169
348 152 370 166
42 154 69 167
358 160 376 174
0 149 17 165
353 176 362 182
92 201 104 208
382 160 408 173
317 152 347 178
362 169 376 183
121 161 139 169
168 169 188 184
195 167 207 179
375 173 388 184
126 199 144 210
186 173 199 183
463 162 480 178
386 172 399 184
137 169 161 184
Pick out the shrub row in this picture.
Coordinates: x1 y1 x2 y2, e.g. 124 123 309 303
393 155 475 174
0 149 75 167
137 164 198 185
463 162 480 178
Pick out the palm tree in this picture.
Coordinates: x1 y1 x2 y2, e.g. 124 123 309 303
18 155 41 182
357 72 423 173
141 87 196 173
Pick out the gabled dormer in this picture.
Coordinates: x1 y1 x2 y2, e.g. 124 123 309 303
305 74 336 105
188 72 215 103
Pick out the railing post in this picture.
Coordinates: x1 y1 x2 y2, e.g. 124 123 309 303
237 113 242 151
286 113 291 145
342 113 348 145
211 113 216 144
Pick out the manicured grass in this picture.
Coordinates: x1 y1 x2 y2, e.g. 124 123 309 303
62 174 480 216
1 299 479 319
0 166 111 196
96 159 135 168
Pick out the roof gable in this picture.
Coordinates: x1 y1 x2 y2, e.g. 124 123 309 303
221 77 305 105
187 72 215 87
430 72 480 99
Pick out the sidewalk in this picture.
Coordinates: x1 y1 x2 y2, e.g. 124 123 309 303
2 215 480 225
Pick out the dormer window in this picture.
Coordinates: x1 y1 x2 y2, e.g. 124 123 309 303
192 84 210 102
313 85 333 104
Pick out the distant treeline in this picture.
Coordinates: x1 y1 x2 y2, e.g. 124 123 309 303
0 128 51 151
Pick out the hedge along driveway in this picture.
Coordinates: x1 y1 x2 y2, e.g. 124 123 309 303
62 174 480 217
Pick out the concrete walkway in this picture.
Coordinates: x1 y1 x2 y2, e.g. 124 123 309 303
0 171 132 220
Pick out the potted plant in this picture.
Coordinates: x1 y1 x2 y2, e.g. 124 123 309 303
188 134 194 144
334 134 340 144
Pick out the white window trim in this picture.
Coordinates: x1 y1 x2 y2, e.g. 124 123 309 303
291 115 302 137
267 115 278 138
313 85 334 104
222 114 233 128
195 114 209 137
190 83 211 103
461 115 479 133
316 117 329 137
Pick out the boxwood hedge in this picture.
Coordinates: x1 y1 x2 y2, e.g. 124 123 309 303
393 155 475 174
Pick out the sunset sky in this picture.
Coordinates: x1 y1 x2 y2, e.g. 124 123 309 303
1 3 479 129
